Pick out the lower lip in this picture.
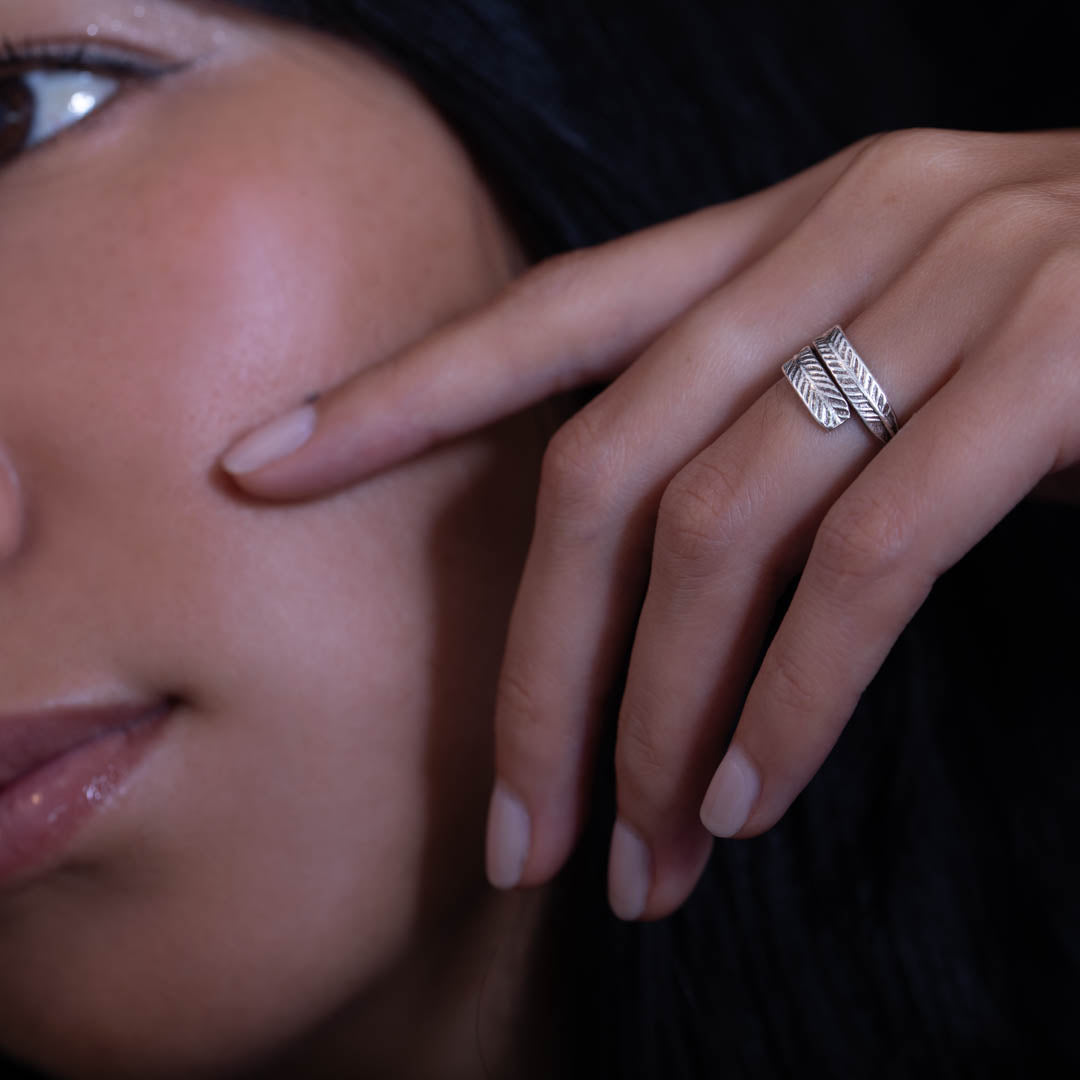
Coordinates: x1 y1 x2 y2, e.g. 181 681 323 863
0 705 171 889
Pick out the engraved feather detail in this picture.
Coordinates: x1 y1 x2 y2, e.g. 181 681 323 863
814 326 899 442
781 346 850 430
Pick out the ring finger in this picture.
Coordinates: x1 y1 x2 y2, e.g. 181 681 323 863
607 211 1052 920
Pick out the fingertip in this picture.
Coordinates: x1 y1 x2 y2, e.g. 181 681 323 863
607 817 651 921
485 780 531 890
221 403 318 478
700 744 761 838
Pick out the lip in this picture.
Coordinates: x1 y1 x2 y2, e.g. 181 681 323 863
0 699 173 889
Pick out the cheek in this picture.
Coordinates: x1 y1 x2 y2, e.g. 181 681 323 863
0 84 519 808
3 56 503 476
0 426 537 1080
0 59 536 1074
0 63 518 685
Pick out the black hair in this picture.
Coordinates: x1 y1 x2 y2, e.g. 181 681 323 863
4 2 1079 1077
221 0 1080 258
214 0 935 258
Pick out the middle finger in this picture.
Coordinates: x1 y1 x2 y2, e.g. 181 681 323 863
487 137 998 891
608 192 1056 919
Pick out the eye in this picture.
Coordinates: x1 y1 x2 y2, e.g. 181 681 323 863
0 68 120 162
0 39 179 169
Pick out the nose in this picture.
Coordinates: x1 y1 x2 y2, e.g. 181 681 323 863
0 443 25 563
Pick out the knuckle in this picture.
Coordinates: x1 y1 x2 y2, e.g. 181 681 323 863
814 488 912 590
495 665 543 732
995 245 1080 414
503 248 605 344
615 708 678 818
495 667 561 773
1022 244 1080 313
655 456 753 569
538 409 625 535
857 128 976 181
766 648 822 716
508 248 593 312
944 182 1062 248
822 129 975 218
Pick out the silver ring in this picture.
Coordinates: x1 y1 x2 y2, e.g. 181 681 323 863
811 325 900 444
781 345 851 431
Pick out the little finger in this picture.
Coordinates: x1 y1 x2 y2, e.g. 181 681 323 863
701 306 1073 839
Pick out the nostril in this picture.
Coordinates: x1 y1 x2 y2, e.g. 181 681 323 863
0 447 24 563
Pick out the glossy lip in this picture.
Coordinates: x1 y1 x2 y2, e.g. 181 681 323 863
0 699 173 889
0 701 169 791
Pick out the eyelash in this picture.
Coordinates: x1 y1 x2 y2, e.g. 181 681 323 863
0 34 172 76
0 35 174 165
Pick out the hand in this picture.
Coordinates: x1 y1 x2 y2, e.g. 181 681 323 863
221 128 1080 920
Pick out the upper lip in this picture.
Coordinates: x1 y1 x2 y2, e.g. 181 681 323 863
0 701 171 792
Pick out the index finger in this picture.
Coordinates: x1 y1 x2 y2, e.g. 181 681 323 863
220 142 869 500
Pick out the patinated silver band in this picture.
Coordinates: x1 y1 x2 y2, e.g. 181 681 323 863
781 345 851 431
811 325 900 444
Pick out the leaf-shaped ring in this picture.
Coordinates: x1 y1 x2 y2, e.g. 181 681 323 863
781 344 851 432
811 326 900 444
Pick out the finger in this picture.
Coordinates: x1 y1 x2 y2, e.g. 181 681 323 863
489 132 1080 896
604 381 873 919
484 133 1003 894
700 267 1076 840
602 174 1071 918
221 142 868 499
489 261 891 894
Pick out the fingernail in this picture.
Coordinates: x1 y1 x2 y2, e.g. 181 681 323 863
486 781 531 889
221 404 317 476
607 818 651 921
701 745 760 837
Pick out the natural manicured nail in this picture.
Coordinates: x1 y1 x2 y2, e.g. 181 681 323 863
607 818 651 921
700 745 760 837
221 404 317 476
485 781 531 889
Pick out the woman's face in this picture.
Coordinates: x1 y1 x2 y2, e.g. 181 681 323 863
0 2 542 1075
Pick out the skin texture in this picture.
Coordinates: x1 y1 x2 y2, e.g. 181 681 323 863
224 126 1080 922
0 3 556 1077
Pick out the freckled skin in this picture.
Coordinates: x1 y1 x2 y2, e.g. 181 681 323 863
0 4 549 1077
